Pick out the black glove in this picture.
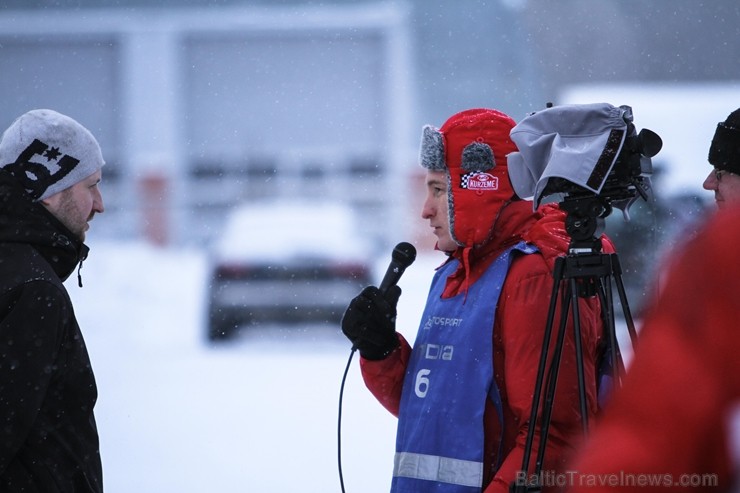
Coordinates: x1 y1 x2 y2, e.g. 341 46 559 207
341 285 401 360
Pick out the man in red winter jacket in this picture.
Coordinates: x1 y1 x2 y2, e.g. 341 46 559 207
341 107 617 492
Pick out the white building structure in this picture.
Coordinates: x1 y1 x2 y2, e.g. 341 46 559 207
0 3 415 248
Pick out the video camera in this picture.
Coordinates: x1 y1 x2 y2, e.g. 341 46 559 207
507 103 662 247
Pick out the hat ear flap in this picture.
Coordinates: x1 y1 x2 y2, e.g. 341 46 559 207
420 125 446 171
461 142 495 172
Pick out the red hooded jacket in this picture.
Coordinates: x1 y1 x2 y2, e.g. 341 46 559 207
361 200 612 492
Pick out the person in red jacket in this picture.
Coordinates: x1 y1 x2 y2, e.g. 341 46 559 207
342 107 615 492
566 204 740 492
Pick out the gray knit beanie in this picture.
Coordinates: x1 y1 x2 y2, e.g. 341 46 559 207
0 109 105 201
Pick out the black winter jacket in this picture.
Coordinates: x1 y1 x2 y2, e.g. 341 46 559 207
0 170 102 492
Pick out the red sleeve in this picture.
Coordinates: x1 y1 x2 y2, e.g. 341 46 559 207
566 217 738 492
486 252 604 493
359 332 412 417
567 318 732 492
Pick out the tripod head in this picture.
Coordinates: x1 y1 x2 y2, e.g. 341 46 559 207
559 194 610 255
555 194 612 299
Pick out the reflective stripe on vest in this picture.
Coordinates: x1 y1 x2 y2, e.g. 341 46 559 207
394 452 483 488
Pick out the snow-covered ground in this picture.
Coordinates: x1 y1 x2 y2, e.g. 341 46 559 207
66 239 640 493
66 240 440 493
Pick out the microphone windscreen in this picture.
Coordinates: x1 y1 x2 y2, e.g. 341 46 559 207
392 242 416 268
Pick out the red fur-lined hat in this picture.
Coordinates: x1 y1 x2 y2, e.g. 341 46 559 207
419 108 518 248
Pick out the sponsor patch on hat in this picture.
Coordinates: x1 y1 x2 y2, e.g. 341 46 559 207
460 171 499 191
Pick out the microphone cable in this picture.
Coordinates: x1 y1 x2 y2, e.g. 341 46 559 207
336 241 416 492
337 347 357 493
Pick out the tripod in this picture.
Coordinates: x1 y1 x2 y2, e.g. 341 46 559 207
512 195 639 493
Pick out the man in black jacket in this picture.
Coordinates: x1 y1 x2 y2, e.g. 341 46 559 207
0 109 105 492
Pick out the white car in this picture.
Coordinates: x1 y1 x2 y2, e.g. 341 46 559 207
206 200 374 341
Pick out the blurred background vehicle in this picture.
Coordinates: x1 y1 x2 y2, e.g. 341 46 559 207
205 200 374 341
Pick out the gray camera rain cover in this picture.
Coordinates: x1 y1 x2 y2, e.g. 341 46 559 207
507 103 630 208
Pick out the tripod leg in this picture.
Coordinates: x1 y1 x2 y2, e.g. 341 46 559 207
568 277 589 435
595 276 625 390
535 283 573 473
517 258 564 490
610 254 639 350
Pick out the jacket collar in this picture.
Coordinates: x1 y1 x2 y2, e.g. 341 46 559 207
439 201 571 297
0 169 88 282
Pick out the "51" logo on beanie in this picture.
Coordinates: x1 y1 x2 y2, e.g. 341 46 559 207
5 138 79 200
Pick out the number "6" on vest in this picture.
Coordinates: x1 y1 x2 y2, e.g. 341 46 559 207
415 369 431 398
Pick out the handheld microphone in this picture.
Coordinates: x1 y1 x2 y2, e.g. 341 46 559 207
378 241 417 295
339 241 417 490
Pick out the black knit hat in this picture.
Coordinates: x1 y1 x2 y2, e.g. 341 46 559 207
708 108 740 174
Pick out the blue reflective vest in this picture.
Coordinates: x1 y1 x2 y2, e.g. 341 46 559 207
392 241 537 493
